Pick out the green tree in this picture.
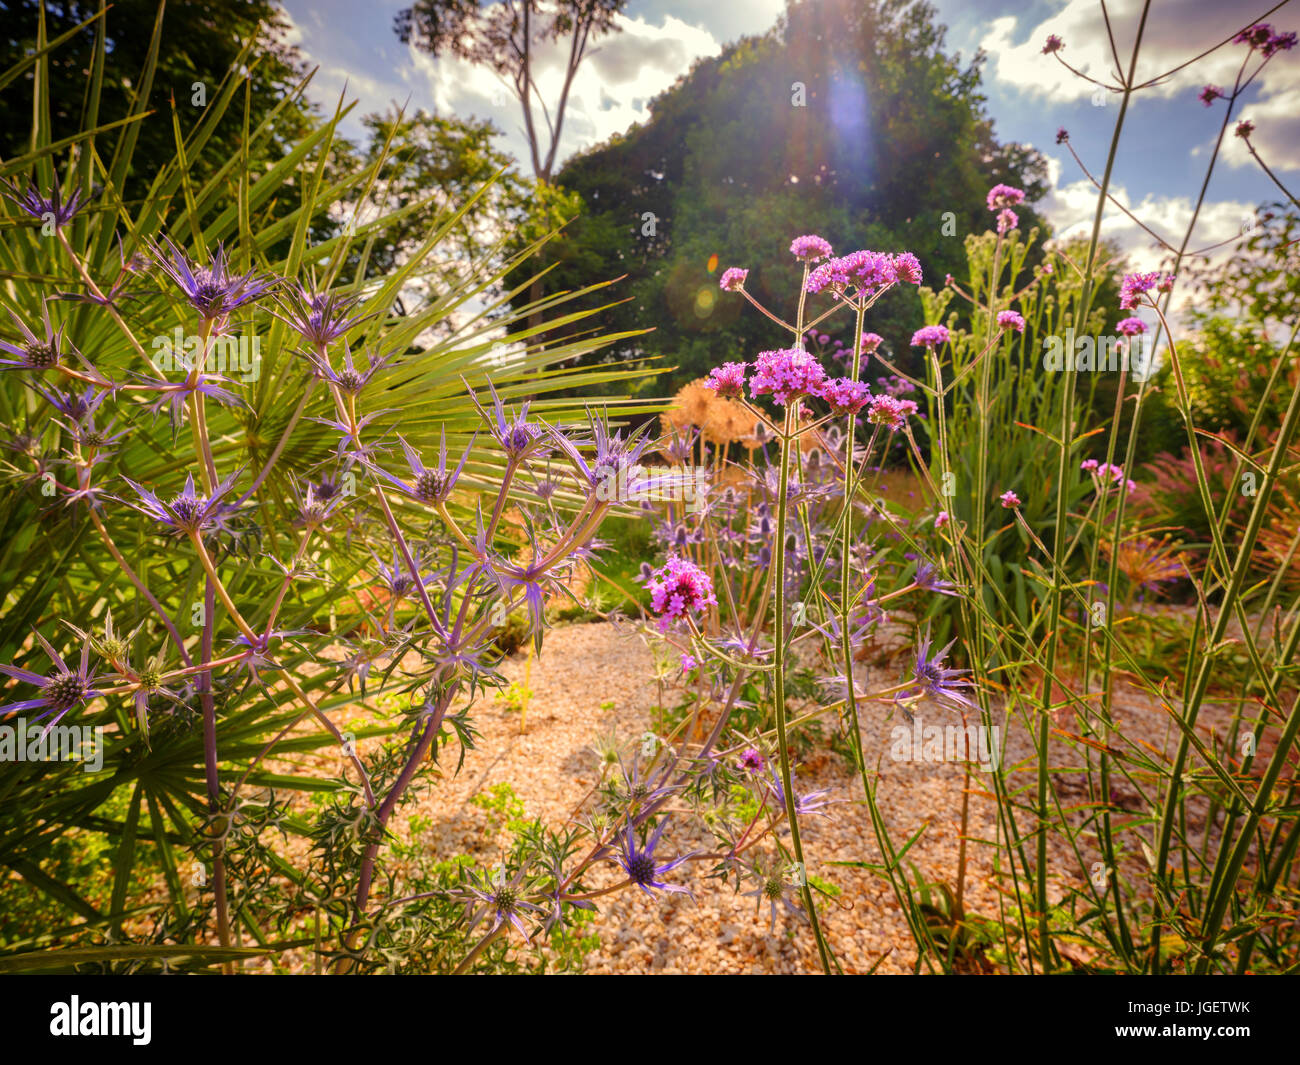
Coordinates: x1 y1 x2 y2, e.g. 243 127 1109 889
531 0 1051 394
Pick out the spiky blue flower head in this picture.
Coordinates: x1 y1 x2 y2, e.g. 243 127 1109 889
2 177 94 231
613 819 695 898
468 378 543 460
374 429 474 506
273 285 372 347
903 628 977 712
0 631 102 729
120 468 244 540
305 340 396 397
0 307 71 372
151 236 277 323
458 867 545 941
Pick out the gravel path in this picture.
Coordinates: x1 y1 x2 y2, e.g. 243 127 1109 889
385 621 1111 974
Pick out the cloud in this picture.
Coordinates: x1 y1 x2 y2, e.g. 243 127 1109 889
1033 154 1256 319
981 0 1293 105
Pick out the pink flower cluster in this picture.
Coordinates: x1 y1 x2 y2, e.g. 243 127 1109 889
790 234 833 262
997 310 1026 333
647 555 717 631
910 325 950 348
1119 271 1172 310
806 250 923 297
999 490 1021 509
986 184 1025 210
819 377 871 415
1116 316 1146 337
719 267 749 292
750 347 828 405
1081 459 1136 494
866 394 918 430
1234 23 1296 56
704 361 747 398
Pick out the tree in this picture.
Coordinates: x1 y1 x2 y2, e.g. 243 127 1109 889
0 0 317 206
395 0 628 342
529 0 1052 394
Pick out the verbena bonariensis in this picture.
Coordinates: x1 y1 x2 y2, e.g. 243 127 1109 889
617 234 1038 973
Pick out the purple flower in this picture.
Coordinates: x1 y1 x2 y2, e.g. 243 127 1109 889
36 384 106 422
703 361 747 398
765 766 836 819
1056 127 1069 144
749 347 827 405
1042 34 1063 54
996 310 1025 333
903 630 976 712
1116 316 1146 337
1119 271 1163 310
1000 489 1021 508
986 184 1026 210
866 394 917 431
934 510 950 530
719 267 749 292
914 558 958 597
2 178 93 231
613 820 694 898
458 868 545 941
789 234 833 262
817 377 870 415
892 252 923 285
1264 31 1297 56
646 555 716 631
996 208 1019 234
469 379 543 460
1235 120 1255 139
305 341 395 396
1198 85 1224 107
373 429 473 506
861 333 884 353
0 631 102 728
738 748 766 773
910 324 950 348
151 237 276 324
1234 24 1273 50
273 285 372 347
120 469 243 539
1 307 69 372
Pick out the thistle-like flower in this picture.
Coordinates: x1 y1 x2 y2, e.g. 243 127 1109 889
151 237 276 323
305 341 396 397
0 631 101 728
458 867 545 940
1 307 70 372
741 859 805 934
469 379 544 460
902 630 977 712
373 429 474 506
273 285 373 347
612 820 694 898
2 178 94 231
120 469 244 539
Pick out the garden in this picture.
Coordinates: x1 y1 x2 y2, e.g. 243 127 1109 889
0 0 1298 984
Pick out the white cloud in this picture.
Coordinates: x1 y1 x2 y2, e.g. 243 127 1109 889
982 0 1294 106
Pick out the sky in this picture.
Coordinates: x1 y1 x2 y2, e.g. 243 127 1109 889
278 0 1300 275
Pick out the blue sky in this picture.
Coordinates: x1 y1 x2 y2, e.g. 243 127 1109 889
279 0 1299 274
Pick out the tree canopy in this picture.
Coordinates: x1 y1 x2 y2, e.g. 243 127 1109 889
525 0 1051 393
